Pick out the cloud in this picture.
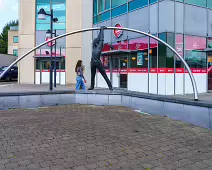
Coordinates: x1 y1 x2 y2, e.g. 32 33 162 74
0 0 18 10
0 0 18 32
12 4 18 12
0 0 4 10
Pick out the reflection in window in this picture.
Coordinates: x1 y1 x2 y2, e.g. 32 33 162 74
158 33 167 68
149 35 158 68
93 0 97 15
98 0 110 13
42 61 50 69
101 56 110 70
184 0 206 7
13 49 18 57
97 11 110 22
175 34 184 68
36 0 66 30
158 33 175 68
36 59 41 70
13 36 18 43
166 33 175 68
208 37 212 48
208 0 212 8
129 52 148 69
129 0 148 11
185 35 206 68
111 3 127 18
60 58 65 69
150 0 158 4
112 0 127 8
129 36 148 68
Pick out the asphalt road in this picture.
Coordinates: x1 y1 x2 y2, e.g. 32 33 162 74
0 105 212 170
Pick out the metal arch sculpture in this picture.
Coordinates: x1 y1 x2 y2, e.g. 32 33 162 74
0 27 199 100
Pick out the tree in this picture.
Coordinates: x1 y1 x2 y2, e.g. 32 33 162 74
0 20 19 54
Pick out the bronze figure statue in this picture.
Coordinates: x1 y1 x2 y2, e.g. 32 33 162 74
88 26 113 91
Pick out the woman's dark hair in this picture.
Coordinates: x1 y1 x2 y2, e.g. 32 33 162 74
75 60 82 72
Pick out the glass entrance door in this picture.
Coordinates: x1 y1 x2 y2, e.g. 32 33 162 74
119 57 128 88
208 54 212 91
111 56 128 89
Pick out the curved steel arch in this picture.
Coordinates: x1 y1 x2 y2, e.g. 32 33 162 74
0 27 198 100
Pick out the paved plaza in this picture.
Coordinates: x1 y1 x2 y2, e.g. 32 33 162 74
0 105 212 170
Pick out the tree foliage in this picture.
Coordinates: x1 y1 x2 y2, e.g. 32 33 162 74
0 20 19 54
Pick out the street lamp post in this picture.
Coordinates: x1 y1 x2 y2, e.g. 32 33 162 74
46 29 57 88
38 8 58 91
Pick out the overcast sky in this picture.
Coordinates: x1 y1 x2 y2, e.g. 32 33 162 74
0 0 18 33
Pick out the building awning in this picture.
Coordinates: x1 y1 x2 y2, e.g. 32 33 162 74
101 50 138 56
193 48 212 52
204 48 212 52
34 55 65 59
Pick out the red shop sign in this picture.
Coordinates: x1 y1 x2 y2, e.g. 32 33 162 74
113 23 123 38
45 37 55 47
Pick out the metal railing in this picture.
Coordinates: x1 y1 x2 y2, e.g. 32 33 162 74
0 27 199 100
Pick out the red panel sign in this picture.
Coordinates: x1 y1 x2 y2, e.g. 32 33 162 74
113 23 123 38
45 37 55 47
185 36 206 50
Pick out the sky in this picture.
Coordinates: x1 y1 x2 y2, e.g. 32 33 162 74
0 0 18 33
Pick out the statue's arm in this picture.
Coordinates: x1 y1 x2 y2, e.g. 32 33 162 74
97 27 105 50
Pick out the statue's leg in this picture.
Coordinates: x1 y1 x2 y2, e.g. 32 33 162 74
88 63 96 90
96 62 113 91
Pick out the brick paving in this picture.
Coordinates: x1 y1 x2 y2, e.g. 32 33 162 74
0 105 212 170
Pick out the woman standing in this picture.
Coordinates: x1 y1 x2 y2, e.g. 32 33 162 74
75 60 86 90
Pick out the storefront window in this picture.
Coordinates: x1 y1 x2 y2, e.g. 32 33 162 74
208 37 212 48
98 0 110 13
13 36 18 43
166 33 175 68
208 0 212 8
158 32 175 68
97 11 110 22
42 61 50 69
112 40 128 50
185 35 206 68
101 56 110 70
175 34 184 68
36 0 66 30
149 0 157 4
36 59 41 70
129 36 148 68
61 58 65 69
93 0 98 16
129 0 148 11
149 35 158 68
13 49 18 57
112 0 127 8
111 3 128 18
184 0 206 7
158 33 167 68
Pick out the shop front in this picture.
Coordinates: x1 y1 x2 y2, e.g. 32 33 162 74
95 34 209 95
100 51 131 89
35 55 65 85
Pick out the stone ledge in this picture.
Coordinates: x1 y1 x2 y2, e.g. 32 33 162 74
0 92 211 129
0 90 211 108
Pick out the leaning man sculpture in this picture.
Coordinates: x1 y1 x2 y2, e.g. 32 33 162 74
88 26 113 91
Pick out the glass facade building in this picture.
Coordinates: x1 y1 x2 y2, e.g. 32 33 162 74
35 0 66 85
93 0 212 94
